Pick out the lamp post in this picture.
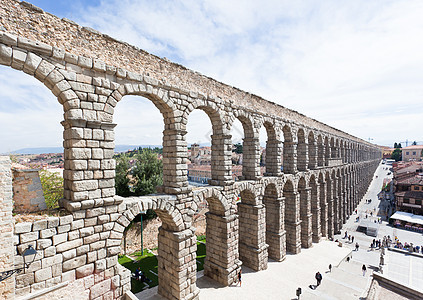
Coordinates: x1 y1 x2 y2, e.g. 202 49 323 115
0 245 37 282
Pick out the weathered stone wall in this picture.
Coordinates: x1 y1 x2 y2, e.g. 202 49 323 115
12 169 47 212
0 156 14 299
0 1 383 300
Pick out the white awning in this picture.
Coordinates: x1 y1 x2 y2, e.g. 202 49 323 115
390 211 423 225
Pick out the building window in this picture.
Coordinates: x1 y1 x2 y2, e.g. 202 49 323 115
406 152 409 155
414 186 420 191
416 199 422 205
403 198 409 203
413 151 416 155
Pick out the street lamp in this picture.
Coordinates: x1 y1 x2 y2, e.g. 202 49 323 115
0 245 37 282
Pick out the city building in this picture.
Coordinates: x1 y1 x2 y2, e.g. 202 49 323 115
401 145 423 161
393 161 423 215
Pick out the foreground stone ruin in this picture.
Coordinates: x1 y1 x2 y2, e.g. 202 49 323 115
0 1 381 299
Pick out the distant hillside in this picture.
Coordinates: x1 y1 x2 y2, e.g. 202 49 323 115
3 145 162 155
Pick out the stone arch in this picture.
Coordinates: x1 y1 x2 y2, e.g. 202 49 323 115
237 187 268 271
330 137 336 159
231 110 259 180
297 128 308 171
324 136 330 166
113 197 195 299
298 176 311 248
308 131 317 169
261 119 281 176
187 99 231 185
263 182 285 261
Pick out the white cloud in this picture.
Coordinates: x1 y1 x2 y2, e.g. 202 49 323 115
1 0 422 153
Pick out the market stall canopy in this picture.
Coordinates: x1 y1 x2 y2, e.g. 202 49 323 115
390 211 423 226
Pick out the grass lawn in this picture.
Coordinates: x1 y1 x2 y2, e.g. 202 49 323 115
118 251 158 294
119 238 206 294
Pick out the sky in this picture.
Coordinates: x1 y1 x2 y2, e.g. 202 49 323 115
1 0 423 153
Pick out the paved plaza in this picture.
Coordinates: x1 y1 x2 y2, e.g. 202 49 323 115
137 162 423 299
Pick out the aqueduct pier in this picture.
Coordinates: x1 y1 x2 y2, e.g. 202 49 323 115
0 1 381 299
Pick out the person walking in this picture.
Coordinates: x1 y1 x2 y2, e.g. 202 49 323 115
315 272 322 286
362 264 367 276
237 270 242 287
352 236 355 243
355 242 359 251
328 264 332 273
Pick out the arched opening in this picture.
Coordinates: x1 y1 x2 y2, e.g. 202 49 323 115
231 115 258 181
283 180 300 254
231 118 244 181
308 131 317 169
0 62 66 299
297 129 308 171
114 95 165 197
258 124 267 176
186 109 213 187
310 175 321 242
263 183 285 261
262 121 280 176
298 177 311 248
330 137 336 159
324 136 330 166
237 189 267 271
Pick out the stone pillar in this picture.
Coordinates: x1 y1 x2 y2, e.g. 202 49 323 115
285 191 301 254
242 137 260 180
265 197 286 261
283 142 297 174
162 129 191 194
158 228 199 300
297 142 308 171
0 156 14 299
308 142 318 170
204 213 241 286
210 134 233 185
325 145 331 166
300 187 312 248
61 120 120 212
318 142 324 167
311 183 321 243
264 140 282 177
319 182 328 238
333 196 339 234
238 203 268 271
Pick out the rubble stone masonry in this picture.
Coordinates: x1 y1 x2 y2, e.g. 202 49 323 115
0 1 382 299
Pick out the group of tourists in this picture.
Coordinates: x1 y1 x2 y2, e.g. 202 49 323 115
343 231 355 243
391 236 423 254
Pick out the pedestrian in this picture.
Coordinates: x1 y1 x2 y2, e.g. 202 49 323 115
315 271 322 286
348 235 351 242
352 236 354 243
237 270 242 287
347 256 350 263
355 242 359 251
344 231 348 239
362 264 367 276
329 264 332 273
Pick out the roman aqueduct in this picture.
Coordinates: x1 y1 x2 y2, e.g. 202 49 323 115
0 1 381 299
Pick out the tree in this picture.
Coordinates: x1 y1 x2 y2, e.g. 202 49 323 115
233 143 243 154
115 154 132 197
398 143 402 148
391 148 402 162
412 141 417 145
39 169 63 209
394 142 398 148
